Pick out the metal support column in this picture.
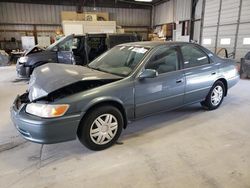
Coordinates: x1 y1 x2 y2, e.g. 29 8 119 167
233 0 243 59
214 0 223 53
199 0 206 45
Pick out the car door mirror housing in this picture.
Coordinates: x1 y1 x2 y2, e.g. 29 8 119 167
139 69 158 79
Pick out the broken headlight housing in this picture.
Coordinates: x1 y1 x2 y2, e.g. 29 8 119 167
26 103 69 118
18 56 28 63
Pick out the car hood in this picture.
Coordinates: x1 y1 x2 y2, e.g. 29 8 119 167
24 45 45 56
28 63 122 101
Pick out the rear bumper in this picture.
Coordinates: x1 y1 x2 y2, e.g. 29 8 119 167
227 74 240 89
10 96 82 144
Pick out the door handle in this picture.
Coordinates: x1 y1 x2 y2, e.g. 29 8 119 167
211 72 216 75
176 79 183 83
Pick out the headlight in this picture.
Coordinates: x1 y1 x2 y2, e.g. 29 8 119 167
26 103 69 118
19 56 28 63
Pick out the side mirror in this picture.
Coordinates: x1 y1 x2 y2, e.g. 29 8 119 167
139 69 158 79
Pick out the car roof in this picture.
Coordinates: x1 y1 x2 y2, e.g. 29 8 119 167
118 41 196 48
74 33 137 37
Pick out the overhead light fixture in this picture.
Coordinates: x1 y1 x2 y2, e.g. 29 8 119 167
135 0 153 2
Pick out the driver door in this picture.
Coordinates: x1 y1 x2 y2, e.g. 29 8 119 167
134 46 185 118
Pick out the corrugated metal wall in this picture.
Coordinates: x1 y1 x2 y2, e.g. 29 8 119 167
153 0 191 26
202 0 219 52
0 2 151 40
154 0 174 25
236 0 250 59
216 0 239 56
201 0 250 60
0 2 150 26
176 0 191 22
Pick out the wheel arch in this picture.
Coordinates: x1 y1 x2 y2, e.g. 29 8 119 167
216 78 228 96
77 98 128 135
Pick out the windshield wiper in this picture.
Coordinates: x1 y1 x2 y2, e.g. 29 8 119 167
87 65 125 77
87 65 102 71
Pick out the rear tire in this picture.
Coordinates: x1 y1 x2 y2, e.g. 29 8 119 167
201 81 225 110
77 105 123 151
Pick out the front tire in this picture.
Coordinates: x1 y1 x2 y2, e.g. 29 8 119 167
77 105 123 151
201 81 225 110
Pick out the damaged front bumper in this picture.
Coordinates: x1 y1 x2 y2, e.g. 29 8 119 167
10 93 82 144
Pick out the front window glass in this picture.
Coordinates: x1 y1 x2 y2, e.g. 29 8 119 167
88 45 149 76
145 47 179 74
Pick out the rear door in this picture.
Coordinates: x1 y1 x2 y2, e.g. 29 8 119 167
134 46 185 118
72 37 88 65
180 44 219 104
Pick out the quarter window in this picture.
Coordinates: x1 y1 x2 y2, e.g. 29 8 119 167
145 47 179 74
181 45 209 68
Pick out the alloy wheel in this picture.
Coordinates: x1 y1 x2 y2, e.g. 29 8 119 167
90 114 118 145
211 85 223 106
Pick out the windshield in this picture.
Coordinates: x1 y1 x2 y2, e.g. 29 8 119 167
46 36 67 51
88 45 149 76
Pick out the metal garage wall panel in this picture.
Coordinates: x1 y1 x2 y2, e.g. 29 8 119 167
217 25 237 53
153 0 191 26
202 26 217 52
236 23 250 60
240 0 250 22
220 0 239 24
193 20 201 43
218 24 237 36
36 25 60 31
176 0 191 21
203 0 220 27
195 0 203 19
84 6 150 26
154 0 174 25
0 2 150 26
0 25 34 40
201 0 249 60
0 25 60 40
0 25 33 30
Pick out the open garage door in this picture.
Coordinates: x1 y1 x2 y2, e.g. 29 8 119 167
201 0 250 61
236 0 250 60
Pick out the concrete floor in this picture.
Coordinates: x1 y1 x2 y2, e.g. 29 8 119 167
0 66 250 188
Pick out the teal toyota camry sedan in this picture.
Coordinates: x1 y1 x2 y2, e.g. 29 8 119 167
11 42 239 150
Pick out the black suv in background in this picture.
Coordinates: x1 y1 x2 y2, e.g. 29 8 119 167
16 33 140 78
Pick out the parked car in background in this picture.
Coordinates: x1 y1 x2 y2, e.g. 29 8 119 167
11 42 239 151
16 33 139 78
0 50 10 66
